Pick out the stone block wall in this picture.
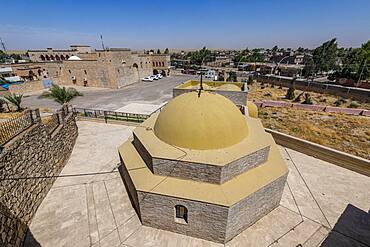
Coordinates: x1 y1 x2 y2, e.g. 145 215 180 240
9 80 45 94
173 88 248 107
138 192 229 243
225 173 287 242
255 74 370 102
133 133 269 184
0 111 78 246
220 146 269 183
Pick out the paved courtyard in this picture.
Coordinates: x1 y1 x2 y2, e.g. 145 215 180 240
22 75 196 111
24 121 370 247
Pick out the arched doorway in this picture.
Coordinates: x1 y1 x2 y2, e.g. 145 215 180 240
153 69 159 75
60 55 65 60
55 55 60 61
45 55 50 61
65 55 70 60
40 55 45 61
50 55 55 61
133 63 139 81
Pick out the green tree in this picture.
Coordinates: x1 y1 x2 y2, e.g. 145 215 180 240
157 49 161 54
5 94 23 112
164 48 169 54
333 40 370 81
0 50 7 63
187 47 213 65
309 38 338 74
39 84 83 105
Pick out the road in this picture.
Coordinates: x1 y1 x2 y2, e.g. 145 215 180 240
22 75 196 111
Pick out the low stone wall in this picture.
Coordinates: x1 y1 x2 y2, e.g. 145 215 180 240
0 110 78 246
8 80 45 94
266 128 370 177
255 74 370 103
173 88 248 107
253 99 370 117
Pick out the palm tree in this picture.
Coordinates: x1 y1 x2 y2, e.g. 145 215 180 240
39 84 83 105
4 94 23 112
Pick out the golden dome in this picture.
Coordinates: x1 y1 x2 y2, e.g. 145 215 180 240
153 92 248 150
247 101 258 118
217 84 241 91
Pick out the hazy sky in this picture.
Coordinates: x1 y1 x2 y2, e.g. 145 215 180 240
1 0 370 50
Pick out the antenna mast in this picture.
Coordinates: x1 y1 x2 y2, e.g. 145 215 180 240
0 37 6 52
100 35 105 50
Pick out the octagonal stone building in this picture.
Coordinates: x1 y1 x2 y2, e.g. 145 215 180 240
118 91 288 243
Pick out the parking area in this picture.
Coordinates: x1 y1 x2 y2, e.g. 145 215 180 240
22 74 196 111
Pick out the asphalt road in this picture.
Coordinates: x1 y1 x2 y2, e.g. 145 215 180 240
22 75 196 111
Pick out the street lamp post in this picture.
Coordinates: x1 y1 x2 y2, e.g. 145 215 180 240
273 55 291 75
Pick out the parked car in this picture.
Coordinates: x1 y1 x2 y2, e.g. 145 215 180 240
150 75 159 80
157 74 163 79
142 77 153 82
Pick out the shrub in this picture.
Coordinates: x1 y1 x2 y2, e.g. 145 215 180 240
302 93 313 104
285 87 295 100
349 101 360 108
4 94 23 112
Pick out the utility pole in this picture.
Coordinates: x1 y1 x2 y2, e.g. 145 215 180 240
357 60 367 87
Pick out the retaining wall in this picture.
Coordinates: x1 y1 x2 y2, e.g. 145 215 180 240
0 111 78 246
8 80 45 94
253 100 370 117
255 75 370 103
265 128 370 177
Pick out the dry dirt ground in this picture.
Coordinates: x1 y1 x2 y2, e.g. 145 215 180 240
259 107 370 159
248 82 370 109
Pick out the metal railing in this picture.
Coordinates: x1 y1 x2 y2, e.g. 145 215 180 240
73 107 150 123
0 109 40 146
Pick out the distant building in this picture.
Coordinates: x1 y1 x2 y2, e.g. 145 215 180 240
28 45 92 62
26 45 171 88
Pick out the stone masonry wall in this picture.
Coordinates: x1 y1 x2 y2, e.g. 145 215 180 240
138 192 229 243
0 112 78 246
134 133 269 184
220 146 269 183
225 173 288 242
255 74 370 102
173 88 248 107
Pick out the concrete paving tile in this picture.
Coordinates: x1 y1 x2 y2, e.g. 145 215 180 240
28 185 90 247
280 183 300 215
286 148 370 227
269 218 321 247
124 225 222 247
99 229 121 247
303 225 329 247
104 178 136 226
53 121 134 188
93 181 118 240
86 183 100 245
282 148 331 227
118 215 142 242
226 206 302 247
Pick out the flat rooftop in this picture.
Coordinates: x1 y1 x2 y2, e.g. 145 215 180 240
25 121 370 246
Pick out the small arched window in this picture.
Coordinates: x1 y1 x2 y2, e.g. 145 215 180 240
174 205 188 224
84 70 87 75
